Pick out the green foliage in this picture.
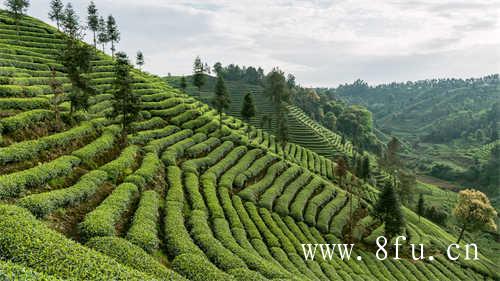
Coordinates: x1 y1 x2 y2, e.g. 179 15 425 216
106 15 120 56
79 182 138 239
192 56 206 91
0 109 53 133
87 1 99 47
124 152 162 190
99 145 140 181
109 52 141 137
0 260 62 281
373 183 405 239
0 155 80 199
72 125 120 165
48 0 63 30
126 190 160 252
0 204 154 280
18 170 108 217
86 236 187 280
172 254 236 281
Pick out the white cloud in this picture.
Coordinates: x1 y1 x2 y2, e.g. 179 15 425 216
12 0 500 86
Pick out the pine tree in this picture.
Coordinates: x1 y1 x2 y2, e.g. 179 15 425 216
192 56 205 92
212 75 230 135
241 93 256 137
417 193 425 223
373 183 405 241
5 0 30 36
109 52 140 145
180 76 187 92
265 67 289 147
48 0 63 30
59 38 95 122
362 156 370 181
87 1 99 48
136 51 144 69
61 3 81 39
97 16 108 52
106 15 120 57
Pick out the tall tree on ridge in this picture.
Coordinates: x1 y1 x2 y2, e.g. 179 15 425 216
97 16 108 52
109 52 141 145
5 0 30 36
241 92 256 137
48 0 63 31
212 75 230 135
136 51 144 69
49 66 63 130
192 56 205 93
417 193 425 223
61 3 81 39
87 1 99 48
106 15 120 57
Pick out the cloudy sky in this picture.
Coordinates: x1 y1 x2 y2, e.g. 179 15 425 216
17 0 500 87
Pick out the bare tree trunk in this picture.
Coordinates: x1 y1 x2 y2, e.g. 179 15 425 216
457 224 466 244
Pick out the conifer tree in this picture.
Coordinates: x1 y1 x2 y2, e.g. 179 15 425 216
373 183 405 241
241 93 256 137
48 0 63 30
362 155 370 181
97 16 108 52
87 1 99 48
212 75 230 135
180 76 187 92
136 51 144 69
417 193 425 223
265 67 289 147
106 15 120 57
61 3 81 39
5 0 30 36
192 56 205 92
109 52 140 145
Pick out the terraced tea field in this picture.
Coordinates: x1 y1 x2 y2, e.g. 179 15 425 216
0 11 498 281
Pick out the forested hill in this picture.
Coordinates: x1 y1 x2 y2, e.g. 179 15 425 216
327 77 499 199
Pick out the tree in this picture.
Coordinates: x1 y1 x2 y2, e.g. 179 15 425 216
60 38 95 122
5 0 30 36
241 93 256 137
417 193 425 223
453 189 497 243
61 3 81 39
180 76 187 92
373 183 405 241
109 52 141 145
48 0 63 30
265 67 289 147
212 75 230 135
49 66 63 130
361 156 370 181
97 16 108 52
334 157 348 188
277 118 289 150
87 1 99 48
106 15 120 57
136 51 144 69
213 62 223 76
192 56 205 92
399 171 416 204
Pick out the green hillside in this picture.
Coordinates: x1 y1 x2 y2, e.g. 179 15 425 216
0 10 498 281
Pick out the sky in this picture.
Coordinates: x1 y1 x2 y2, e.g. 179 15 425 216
12 0 500 87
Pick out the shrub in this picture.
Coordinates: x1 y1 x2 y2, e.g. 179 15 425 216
172 254 236 281
0 155 81 199
161 133 207 166
0 260 62 281
0 109 53 133
317 191 347 232
0 204 156 280
124 152 163 190
164 201 204 256
126 190 160 253
258 166 302 210
274 173 311 216
0 122 95 165
72 125 120 166
130 117 167 132
238 161 287 203
86 236 187 280
129 125 179 145
0 97 50 110
289 177 323 221
304 186 336 225
99 145 140 182
234 154 278 188
79 182 139 239
144 129 193 155
182 141 234 175
185 137 220 158
18 170 108 217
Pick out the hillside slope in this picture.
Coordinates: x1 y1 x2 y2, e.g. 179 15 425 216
0 11 498 281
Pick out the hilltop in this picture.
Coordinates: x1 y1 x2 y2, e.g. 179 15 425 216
0 10 498 281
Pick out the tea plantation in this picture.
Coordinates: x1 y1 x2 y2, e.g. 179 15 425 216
0 11 498 281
